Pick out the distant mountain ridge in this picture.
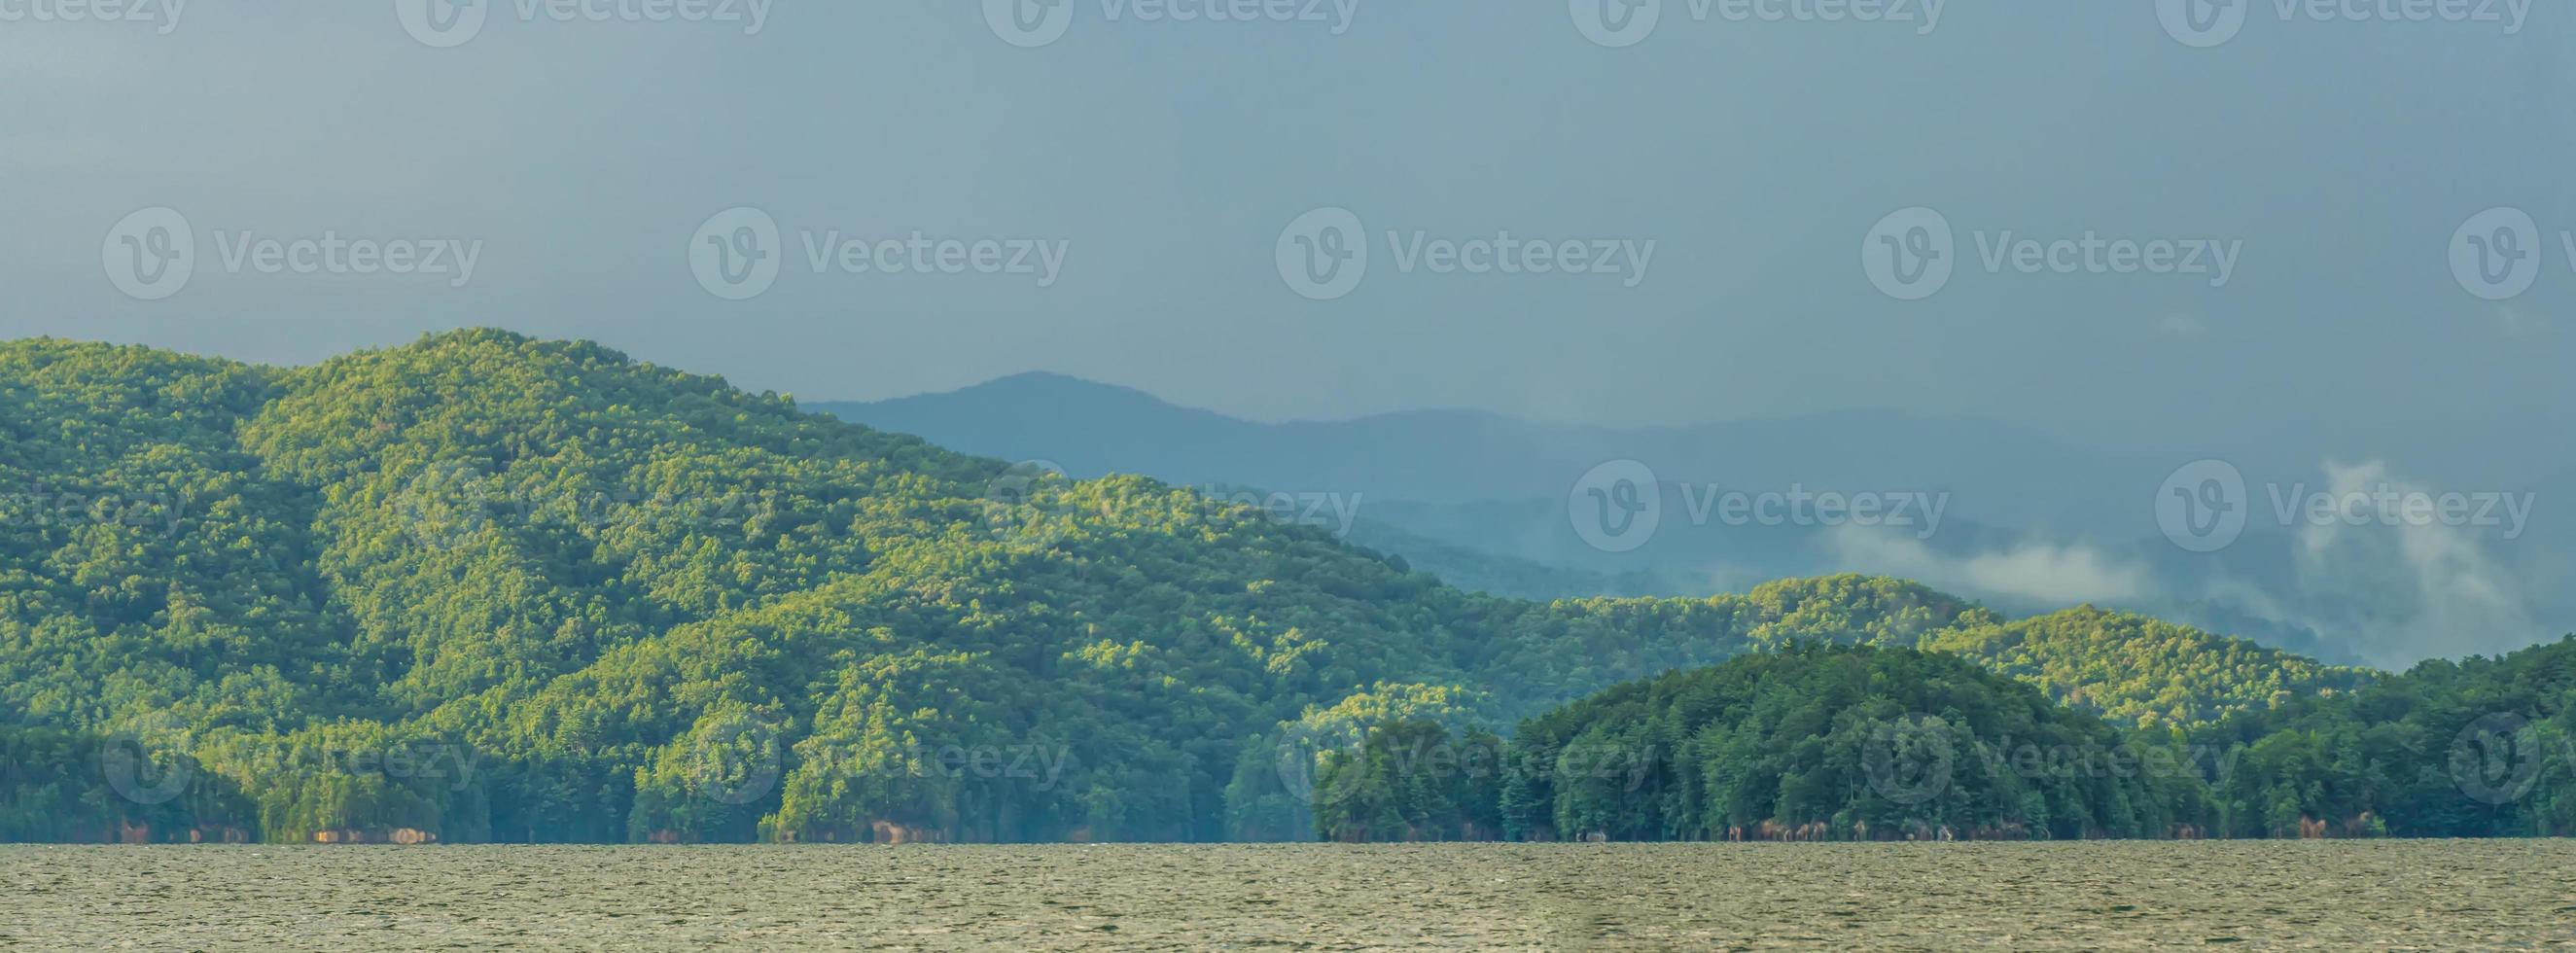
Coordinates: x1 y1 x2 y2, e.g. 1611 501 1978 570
814 372 2576 669
813 372 2170 539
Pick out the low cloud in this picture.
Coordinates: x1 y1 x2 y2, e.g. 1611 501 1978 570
2270 461 2545 665
1827 526 2152 607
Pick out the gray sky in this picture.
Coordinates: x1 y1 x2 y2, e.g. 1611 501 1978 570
3 2 2570 478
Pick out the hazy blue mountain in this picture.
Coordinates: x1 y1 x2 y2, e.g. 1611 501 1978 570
813 372 2173 539
815 374 2575 669
1338 517 1691 603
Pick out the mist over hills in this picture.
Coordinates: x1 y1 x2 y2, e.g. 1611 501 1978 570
819 374 2570 668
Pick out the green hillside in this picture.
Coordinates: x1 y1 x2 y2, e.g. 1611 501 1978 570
1309 637 2576 844
2192 636 2576 838
1315 644 2213 843
0 332 2369 844
1919 607 2375 728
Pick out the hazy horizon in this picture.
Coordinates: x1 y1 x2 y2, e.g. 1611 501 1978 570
4 4 2570 483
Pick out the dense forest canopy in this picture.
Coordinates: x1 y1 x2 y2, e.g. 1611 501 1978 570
0 332 2542 845
1316 639 2576 843
1315 645 2212 843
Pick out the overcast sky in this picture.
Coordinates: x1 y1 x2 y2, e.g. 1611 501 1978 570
2 2 2570 478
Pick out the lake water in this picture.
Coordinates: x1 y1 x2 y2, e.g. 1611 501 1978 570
6 841 2571 950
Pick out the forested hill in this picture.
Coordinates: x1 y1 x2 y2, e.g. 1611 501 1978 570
1312 637 2576 843
0 331 2361 844
1314 645 2216 844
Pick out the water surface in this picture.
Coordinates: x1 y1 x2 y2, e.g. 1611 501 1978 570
6 841 2571 950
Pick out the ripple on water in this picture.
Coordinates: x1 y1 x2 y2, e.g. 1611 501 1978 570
3 842 2574 950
